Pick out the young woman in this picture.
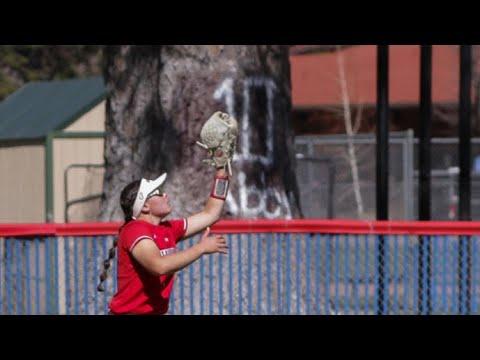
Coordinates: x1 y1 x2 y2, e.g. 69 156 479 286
98 168 231 315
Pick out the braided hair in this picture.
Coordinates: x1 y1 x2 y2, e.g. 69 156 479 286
97 179 141 292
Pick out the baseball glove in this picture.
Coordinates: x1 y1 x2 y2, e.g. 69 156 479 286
196 111 238 175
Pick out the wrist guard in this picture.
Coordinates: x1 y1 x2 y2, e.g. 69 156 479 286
210 174 230 200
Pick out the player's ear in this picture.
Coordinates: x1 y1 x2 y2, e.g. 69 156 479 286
141 200 151 214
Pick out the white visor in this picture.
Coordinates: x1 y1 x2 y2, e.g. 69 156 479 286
132 173 167 219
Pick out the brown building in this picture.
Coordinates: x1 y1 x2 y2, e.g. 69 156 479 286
289 45 475 137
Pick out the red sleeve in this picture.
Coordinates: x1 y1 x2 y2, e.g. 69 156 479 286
120 221 154 253
170 218 188 243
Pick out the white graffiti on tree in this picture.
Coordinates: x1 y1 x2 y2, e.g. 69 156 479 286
213 76 292 219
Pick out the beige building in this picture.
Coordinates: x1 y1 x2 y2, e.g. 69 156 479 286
0 77 107 223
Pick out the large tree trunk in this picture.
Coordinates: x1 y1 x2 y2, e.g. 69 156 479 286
100 45 302 220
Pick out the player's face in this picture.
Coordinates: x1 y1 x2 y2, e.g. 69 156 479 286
146 192 171 218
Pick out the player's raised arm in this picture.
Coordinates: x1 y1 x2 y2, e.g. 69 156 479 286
183 112 238 238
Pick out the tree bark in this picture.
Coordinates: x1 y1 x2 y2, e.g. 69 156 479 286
100 45 302 221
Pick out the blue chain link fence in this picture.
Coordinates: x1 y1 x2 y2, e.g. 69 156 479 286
1 227 479 315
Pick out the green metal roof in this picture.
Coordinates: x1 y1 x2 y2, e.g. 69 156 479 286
0 76 107 141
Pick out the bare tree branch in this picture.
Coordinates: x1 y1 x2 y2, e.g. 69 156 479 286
336 45 365 218
353 102 364 134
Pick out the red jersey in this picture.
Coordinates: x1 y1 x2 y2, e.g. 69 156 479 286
109 218 187 315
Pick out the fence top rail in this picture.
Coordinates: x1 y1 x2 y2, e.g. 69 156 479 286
0 220 479 237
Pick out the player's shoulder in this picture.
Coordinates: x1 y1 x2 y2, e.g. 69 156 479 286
120 220 154 236
158 218 183 229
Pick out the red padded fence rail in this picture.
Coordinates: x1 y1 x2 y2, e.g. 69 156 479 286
0 219 479 237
